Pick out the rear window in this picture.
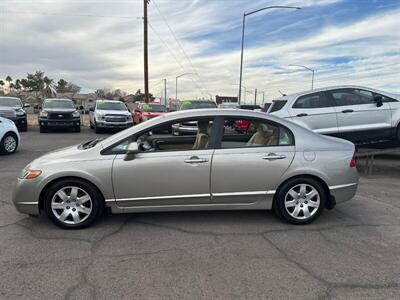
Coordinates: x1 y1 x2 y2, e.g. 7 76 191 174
269 100 287 112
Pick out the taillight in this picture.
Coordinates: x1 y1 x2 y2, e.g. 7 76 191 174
350 155 356 168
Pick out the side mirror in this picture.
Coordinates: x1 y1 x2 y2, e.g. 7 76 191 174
23 103 30 108
374 95 383 107
124 142 139 161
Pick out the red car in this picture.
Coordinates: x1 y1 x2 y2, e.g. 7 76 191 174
133 102 167 124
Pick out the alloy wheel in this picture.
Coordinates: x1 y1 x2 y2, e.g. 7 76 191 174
4 135 17 153
51 186 93 225
284 183 320 220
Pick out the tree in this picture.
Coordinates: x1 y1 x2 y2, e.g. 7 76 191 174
56 79 68 92
132 89 153 102
26 71 45 91
15 79 22 91
5 76 12 84
65 83 81 93
0 80 4 88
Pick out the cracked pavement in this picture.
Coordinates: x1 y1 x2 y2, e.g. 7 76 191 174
1 127 399 299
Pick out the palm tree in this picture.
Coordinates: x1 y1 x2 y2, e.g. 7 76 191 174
0 80 4 89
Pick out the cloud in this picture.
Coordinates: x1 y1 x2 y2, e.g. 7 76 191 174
0 0 398 101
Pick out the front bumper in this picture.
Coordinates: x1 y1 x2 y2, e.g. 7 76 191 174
10 116 27 128
12 177 40 215
96 121 133 128
39 118 81 128
329 182 358 204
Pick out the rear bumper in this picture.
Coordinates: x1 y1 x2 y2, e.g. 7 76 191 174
329 182 358 204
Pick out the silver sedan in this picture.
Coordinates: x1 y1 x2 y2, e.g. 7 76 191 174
13 109 358 229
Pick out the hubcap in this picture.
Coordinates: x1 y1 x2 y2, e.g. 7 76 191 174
4 135 16 153
284 184 320 220
51 186 92 225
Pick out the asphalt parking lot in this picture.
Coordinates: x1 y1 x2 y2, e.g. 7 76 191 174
1 127 400 299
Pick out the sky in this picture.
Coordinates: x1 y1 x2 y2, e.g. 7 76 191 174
0 0 399 102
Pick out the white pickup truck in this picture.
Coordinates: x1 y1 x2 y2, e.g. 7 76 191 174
89 100 133 133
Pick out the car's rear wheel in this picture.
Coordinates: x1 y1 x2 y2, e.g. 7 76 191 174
94 121 102 134
44 179 104 229
274 177 326 225
0 132 18 154
20 123 28 132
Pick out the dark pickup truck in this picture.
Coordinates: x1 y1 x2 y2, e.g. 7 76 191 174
38 98 81 133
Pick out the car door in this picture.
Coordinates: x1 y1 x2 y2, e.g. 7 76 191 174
287 91 338 135
328 88 392 140
210 117 295 205
110 117 216 208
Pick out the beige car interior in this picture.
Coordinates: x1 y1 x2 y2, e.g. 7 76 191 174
247 122 278 146
192 120 210 149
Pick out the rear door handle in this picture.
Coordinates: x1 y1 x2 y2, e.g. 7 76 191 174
263 153 286 160
342 109 354 113
184 156 209 164
296 113 308 117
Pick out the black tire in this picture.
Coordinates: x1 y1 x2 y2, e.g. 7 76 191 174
94 122 101 134
273 177 326 225
90 122 94 129
39 126 47 133
19 123 28 132
0 132 18 155
43 179 104 229
73 126 81 133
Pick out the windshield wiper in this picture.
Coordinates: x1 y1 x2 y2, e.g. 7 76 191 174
80 138 104 149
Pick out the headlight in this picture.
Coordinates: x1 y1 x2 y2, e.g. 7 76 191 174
127 115 133 121
72 111 80 118
20 169 42 180
39 111 48 118
95 114 104 121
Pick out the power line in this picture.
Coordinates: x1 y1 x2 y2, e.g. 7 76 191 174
0 10 140 20
151 0 211 96
148 21 206 97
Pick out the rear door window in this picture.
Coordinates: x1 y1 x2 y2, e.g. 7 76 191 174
269 100 287 112
329 89 374 106
293 92 332 109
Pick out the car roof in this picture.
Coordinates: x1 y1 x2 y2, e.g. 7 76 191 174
274 85 399 101
44 98 73 101
96 99 123 103
0 96 21 100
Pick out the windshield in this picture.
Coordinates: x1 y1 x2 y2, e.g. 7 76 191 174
142 104 167 112
0 97 22 107
269 100 287 113
43 100 74 109
180 100 217 110
96 101 127 111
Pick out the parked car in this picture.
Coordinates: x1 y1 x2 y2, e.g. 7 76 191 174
13 109 358 229
262 103 271 112
172 100 217 135
38 98 81 133
0 116 20 155
0 96 28 131
89 100 133 133
234 104 263 132
218 102 239 109
268 85 400 143
133 102 167 124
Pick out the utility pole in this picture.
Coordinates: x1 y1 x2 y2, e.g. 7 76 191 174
143 0 149 103
254 88 257 105
163 78 167 106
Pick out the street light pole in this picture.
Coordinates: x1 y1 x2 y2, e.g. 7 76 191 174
175 73 195 100
143 0 149 103
163 78 167 106
289 64 315 90
238 5 301 105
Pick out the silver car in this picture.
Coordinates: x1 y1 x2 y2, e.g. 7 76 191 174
13 109 358 229
268 85 400 143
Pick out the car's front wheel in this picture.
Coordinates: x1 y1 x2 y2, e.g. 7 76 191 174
43 179 104 229
0 132 18 154
274 177 326 225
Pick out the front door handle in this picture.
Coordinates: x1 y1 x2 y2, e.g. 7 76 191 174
185 156 209 164
342 109 354 113
296 113 308 117
263 153 286 160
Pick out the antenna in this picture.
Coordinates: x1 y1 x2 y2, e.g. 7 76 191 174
278 90 287 96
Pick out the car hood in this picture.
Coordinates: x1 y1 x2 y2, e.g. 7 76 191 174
28 143 96 169
143 111 165 117
95 110 130 115
42 108 76 113
0 105 22 110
